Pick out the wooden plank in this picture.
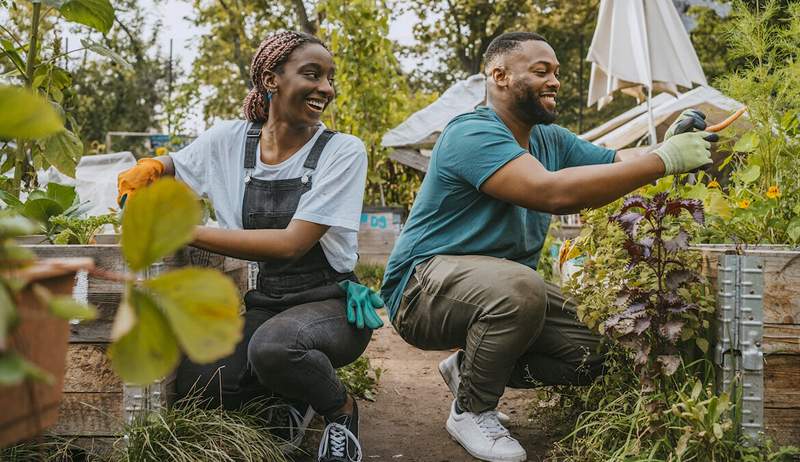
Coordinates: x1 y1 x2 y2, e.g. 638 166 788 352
764 407 800 447
70 301 117 343
63 344 121 393
764 355 800 408
51 393 123 436
764 324 800 355
388 148 429 172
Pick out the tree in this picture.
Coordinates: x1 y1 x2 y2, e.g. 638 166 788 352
70 0 173 155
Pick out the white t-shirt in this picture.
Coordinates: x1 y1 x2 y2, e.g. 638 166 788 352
170 120 367 273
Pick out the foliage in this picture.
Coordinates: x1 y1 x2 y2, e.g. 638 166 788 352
0 211 97 386
697 0 800 245
0 0 125 195
336 355 382 402
108 178 242 384
602 193 713 387
69 0 175 156
0 182 85 240
354 262 385 292
50 213 118 244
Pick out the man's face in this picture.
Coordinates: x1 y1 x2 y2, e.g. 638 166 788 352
505 40 561 125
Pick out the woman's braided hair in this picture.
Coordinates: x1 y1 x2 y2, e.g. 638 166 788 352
243 31 327 122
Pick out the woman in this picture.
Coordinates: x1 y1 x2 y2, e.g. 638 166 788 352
117 31 382 462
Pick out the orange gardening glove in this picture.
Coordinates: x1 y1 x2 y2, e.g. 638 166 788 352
117 158 165 206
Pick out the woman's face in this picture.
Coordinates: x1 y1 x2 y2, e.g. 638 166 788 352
267 43 335 125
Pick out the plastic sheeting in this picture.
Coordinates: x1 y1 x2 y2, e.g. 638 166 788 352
73 152 136 216
381 74 487 147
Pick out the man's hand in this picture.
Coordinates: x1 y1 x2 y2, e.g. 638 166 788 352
654 131 718 175
664 109 707 141
117 158 166 206
339 281 384 330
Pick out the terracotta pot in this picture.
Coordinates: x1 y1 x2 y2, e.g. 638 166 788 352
0 258 94 447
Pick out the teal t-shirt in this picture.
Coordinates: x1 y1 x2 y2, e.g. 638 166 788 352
380 106 616 319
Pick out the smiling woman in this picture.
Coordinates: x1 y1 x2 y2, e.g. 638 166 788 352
115 30 378 462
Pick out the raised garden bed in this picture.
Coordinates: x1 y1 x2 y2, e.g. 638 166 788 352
20 242 251 444
694 245 800 446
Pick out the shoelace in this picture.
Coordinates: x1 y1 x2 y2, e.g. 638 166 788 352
475 411 510 440
318 422 363 462
267 404 306 445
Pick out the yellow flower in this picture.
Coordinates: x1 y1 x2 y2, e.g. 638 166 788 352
738 199 751 209
155 146 168 156
766 185 781 199
707 180 720 189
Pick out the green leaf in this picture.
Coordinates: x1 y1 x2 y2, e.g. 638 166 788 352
707 191 732 220
145 268 242 363
79 39 132 71
22 198 63 227
46 183 77 210
0 215 38 238
108 288 180 385
736 164 761 184
0 190 24 210
49 297 97 321
0 86 64 140
787 217 800 243
121 179 201 271
43 129 82 178
696 337 710 354
0 352 53 386
60 0 115 34
732 131 759 153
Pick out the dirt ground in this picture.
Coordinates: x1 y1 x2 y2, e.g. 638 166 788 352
294 313 558 462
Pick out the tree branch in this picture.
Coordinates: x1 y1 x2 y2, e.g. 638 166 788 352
290 0 316 35
217 0 250 87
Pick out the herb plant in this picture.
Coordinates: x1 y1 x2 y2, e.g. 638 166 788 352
604 193 712 387
50 213 118 245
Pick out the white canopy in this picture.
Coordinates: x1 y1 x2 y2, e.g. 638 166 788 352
580 86 745 149
382 74 486 148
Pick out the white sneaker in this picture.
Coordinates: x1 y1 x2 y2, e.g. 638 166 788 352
439 350 512 426
446 399 527 462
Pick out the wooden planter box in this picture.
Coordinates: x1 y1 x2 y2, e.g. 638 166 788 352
0 258 94 447
358 206 405 265
21 242 251 443
694 245 799 446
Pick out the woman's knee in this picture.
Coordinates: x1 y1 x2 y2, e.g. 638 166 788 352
247 320 301 375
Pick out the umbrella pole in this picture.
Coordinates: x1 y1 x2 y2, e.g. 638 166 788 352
647 84 657 145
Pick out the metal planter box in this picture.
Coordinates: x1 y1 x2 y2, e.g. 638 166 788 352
694 245 800 446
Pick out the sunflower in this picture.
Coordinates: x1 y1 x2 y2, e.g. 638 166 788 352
738 199 751 209
766 185 781 199
707 179 720 189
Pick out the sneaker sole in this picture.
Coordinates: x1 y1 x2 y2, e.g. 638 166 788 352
445 416 526 462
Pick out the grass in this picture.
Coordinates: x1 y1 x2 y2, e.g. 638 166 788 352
354 262 384 292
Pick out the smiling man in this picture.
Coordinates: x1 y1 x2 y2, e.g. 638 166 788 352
380 32 717 461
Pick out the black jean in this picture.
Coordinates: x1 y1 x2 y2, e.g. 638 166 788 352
176 297 372 418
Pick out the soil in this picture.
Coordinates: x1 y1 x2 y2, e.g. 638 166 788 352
293 313 560 462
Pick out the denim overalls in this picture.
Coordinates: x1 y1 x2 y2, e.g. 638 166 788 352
176 122 371 416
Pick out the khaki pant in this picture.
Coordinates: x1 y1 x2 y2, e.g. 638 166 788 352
393 255 604 413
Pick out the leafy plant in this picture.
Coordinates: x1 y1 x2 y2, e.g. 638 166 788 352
106 178 243 385
603 193 713 388
0 183 85 239
336 356 382 401
1 0 126 196
50 213 118 245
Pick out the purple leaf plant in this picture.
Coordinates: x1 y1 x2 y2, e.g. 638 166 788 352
604 193 705 385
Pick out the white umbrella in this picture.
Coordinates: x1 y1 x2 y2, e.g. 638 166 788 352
586 0 708 144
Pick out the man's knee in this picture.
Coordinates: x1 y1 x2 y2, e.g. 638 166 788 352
489 264 547 330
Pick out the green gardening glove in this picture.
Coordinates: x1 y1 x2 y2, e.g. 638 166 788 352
654 131 719 176
664 109 707 141
339 281 385 330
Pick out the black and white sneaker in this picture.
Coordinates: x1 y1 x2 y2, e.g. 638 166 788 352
318 399 362 462
265 401 315 453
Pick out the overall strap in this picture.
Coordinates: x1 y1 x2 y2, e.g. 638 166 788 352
302 129 336 170
243 121 263 170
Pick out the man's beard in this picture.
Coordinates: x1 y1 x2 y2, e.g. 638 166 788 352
512 82 557 125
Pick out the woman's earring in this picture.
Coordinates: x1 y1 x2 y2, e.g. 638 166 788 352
264 91 272 103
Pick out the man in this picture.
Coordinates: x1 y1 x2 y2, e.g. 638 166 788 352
380 32 715 462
